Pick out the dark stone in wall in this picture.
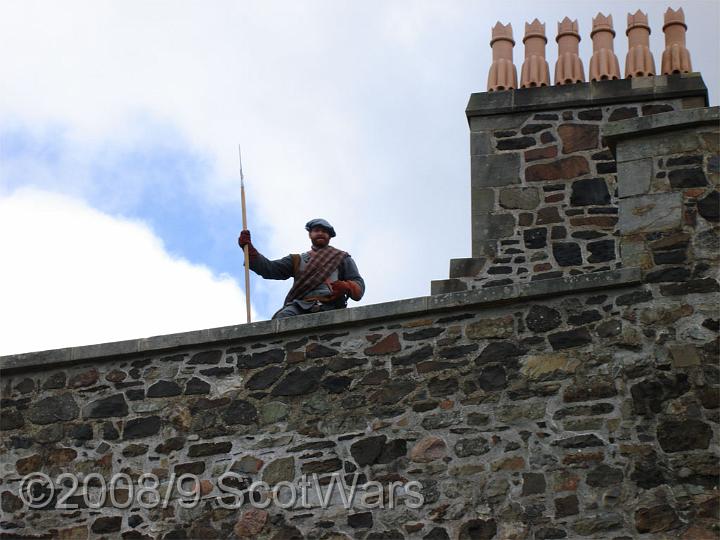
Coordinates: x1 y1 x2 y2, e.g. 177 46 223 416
548 328 592 350
642 104 674 116
567 310 602 326
497 136 535 150
348 512 373 529
458 519 497 540
393 345 434 365
272 367 325 396
667 154 703 166
668 167 708 188
646 267 691 283
570 178 610 206
522 472 546 495
322 375 352 393
423 527 451 540
586 464 623 487
306 343 338 359
246 366 284 390
222 400 257 425
1 409 24 430
616 290 652 306
522 123 551 134
478 365 506 391
635 504 681 534
403 327 444 341
83 394 127 419
147 380 182 398
587 239 615 263
563 379 616 402
124 416 161 439
657 419 713 452
189 350 222 365
660 278 719 296
92 516 122 534
578 108 602 120
238 349 285 368
552 242 582 266
185 377 210 395
524 228 547 249
526 305 562 333
698 190 720 222
608 107 637 121
476 342 524 365
553 434 604 448
351 435 386 466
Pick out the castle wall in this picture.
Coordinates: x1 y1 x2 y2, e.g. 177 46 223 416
1 258 718 539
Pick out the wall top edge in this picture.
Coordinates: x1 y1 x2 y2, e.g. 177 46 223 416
602 105 719 153
0 268 642 374
466 74 708 120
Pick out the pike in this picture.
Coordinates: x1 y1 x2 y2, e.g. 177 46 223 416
239 145 251 323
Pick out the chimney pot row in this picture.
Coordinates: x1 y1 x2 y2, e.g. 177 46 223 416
486 7 692 91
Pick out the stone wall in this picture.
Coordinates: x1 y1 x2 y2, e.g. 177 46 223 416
1 263 718 539
431 74 710 294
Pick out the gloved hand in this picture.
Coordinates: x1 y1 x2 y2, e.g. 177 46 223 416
330 280 353 297
237 230 258 258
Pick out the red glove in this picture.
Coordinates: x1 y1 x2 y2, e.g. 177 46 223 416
237 230 258 258
330 280 362 301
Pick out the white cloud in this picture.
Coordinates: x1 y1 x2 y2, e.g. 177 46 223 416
0 188 255 355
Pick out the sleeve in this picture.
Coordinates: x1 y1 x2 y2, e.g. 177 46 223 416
339 255 365 301
249 253 295 280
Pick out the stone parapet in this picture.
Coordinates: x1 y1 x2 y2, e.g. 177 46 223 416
2 268 640 374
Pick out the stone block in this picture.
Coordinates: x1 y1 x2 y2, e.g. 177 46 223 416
470 132 493 156
617 158 653 197
430 279 468 295
449 258 487 278
472 213 516 240
468 112 531 132
618 192 683 234
471 154 521 187
499 187 541 210
669 345 701 368
471 188 495 214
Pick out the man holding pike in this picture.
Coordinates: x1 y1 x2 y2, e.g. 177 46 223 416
238 219 365 318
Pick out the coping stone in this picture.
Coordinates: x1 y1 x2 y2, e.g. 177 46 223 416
603 106 719 155
466 74 708 122
0 268 641 374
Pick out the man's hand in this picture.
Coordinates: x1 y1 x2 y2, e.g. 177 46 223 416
238 230 258 258
330 280 362 301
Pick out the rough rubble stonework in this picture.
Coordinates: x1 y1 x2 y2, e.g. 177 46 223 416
1 76 718 539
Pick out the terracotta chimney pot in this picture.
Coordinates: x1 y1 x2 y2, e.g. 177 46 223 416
520 19 550 88
589 13 621 81
625 10 656 78
662 7 692 74
555 17 584 85
487 22 518 91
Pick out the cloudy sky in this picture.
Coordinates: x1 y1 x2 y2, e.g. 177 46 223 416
1 0 718 355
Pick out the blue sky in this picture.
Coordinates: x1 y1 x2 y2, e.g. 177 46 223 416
1 0 718 355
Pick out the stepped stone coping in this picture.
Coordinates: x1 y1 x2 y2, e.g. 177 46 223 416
466 73 707 119
602 105 719 152
0 267 640 374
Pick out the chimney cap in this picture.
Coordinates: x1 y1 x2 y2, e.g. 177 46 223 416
626 9 651 35
590 13 616 39
556 17 580 42
490 21 515 46
523 19 547 43
663 7 687 31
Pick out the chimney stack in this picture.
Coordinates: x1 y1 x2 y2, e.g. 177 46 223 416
520 19 550 88
589 13 621 81
662 7 692 74
555 17 584 85
625 10 656 77
487 23 518 91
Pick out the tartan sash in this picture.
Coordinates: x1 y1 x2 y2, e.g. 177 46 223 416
283 246 347 304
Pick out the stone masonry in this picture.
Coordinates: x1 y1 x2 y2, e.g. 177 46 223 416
431 74 709 295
